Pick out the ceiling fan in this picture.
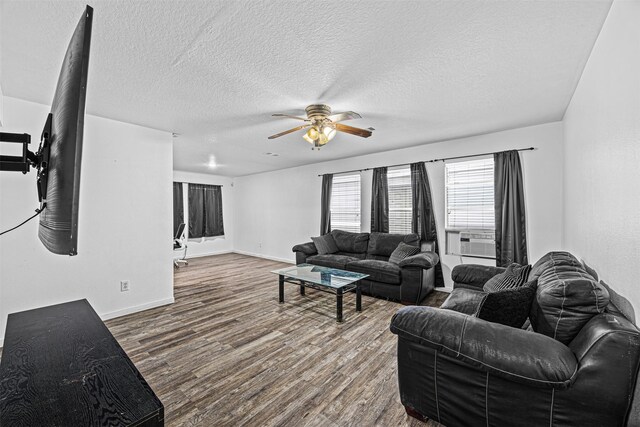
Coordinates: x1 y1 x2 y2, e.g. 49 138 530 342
268 104 374 150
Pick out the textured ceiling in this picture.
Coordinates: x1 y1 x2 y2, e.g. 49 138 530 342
1 0 612 177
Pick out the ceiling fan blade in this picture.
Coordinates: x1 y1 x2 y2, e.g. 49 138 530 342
272 113 309 121
335 123 373 138
267 124 310 139
328 111 362 122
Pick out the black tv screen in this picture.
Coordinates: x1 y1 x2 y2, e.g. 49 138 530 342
38 6 93 255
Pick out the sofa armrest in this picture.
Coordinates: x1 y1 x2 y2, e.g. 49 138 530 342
292 242 317 256
440 288 487 316
569 313 640 369
399 251 439 270
451 264 506 289
569 313 640 423
390 306 577 389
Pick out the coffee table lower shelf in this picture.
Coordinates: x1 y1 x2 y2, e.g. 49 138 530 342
278 275 362 322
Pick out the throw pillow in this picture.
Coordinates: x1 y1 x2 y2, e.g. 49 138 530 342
388 242 420 264
478 279 538 328
311 234 339 255
483 263 532 292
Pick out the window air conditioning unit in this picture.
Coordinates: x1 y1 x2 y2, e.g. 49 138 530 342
460 230 495 258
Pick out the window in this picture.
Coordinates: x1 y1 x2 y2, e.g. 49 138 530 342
445 158 494 230
331 173 361 232
188 184 225 238
388 167 412 234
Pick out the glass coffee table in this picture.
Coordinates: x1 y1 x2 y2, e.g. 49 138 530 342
272 263 368 322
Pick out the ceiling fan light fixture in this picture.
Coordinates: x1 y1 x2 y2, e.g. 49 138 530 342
322 125 336 141
268 104 373 149
303 125 331 149
318 132 329 146
303 127 318 144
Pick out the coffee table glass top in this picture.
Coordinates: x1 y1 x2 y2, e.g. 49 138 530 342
272 264 368 289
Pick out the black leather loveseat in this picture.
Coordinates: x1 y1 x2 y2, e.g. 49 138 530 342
293 229 439 305
390 251 640 426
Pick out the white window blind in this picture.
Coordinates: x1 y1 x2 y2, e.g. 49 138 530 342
388 167 412 234
445 158 495 230
331 173 361 232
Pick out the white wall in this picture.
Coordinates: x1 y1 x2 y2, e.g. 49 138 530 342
563 0 640 310
0 79 4 126
0 97 174 345
234 121 564 286
172 171 234 258
0 0 4 127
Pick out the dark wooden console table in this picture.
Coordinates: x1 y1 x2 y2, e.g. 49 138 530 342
0 299 164 426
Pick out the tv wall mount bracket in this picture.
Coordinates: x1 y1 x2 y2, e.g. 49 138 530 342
0 113 52 204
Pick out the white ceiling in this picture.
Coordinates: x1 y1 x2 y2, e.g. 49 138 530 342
1 0 611 177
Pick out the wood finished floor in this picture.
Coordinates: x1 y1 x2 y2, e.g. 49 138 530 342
106 253 448 427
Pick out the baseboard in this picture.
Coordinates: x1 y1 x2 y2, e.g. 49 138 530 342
233 250 295 264
100 297 175 321
185 249 233 259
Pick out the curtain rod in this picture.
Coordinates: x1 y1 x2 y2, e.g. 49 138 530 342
317 147 535 177
174 181 224 186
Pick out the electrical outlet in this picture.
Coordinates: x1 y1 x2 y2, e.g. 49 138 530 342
120 280 130 292
258 242 262 249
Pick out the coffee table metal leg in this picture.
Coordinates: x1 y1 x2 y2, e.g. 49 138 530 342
356 283 362 312
279 275 284 303
300 281 305 296
336 288 343 322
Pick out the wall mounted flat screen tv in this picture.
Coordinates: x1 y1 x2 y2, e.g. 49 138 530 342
0 5 93 256
39 5 93 255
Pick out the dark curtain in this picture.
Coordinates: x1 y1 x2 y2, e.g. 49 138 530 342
411 162 445 287
188 183 225 238
173 182 183 237
494 150 528 266
371 167 389 233
320 174 333 235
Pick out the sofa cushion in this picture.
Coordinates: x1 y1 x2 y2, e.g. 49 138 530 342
529 253 610 344
483 263 532 292
307 254 360 270
335 251 366 260
347 260 401 285
330 229 369 254
478 279 538 328
600 280 636 324
311 234 338 255
389 242 421 264
529 251 583 282
367 232 420 258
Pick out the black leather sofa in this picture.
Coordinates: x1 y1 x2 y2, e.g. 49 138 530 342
292 229 439 305
390 251 640 426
